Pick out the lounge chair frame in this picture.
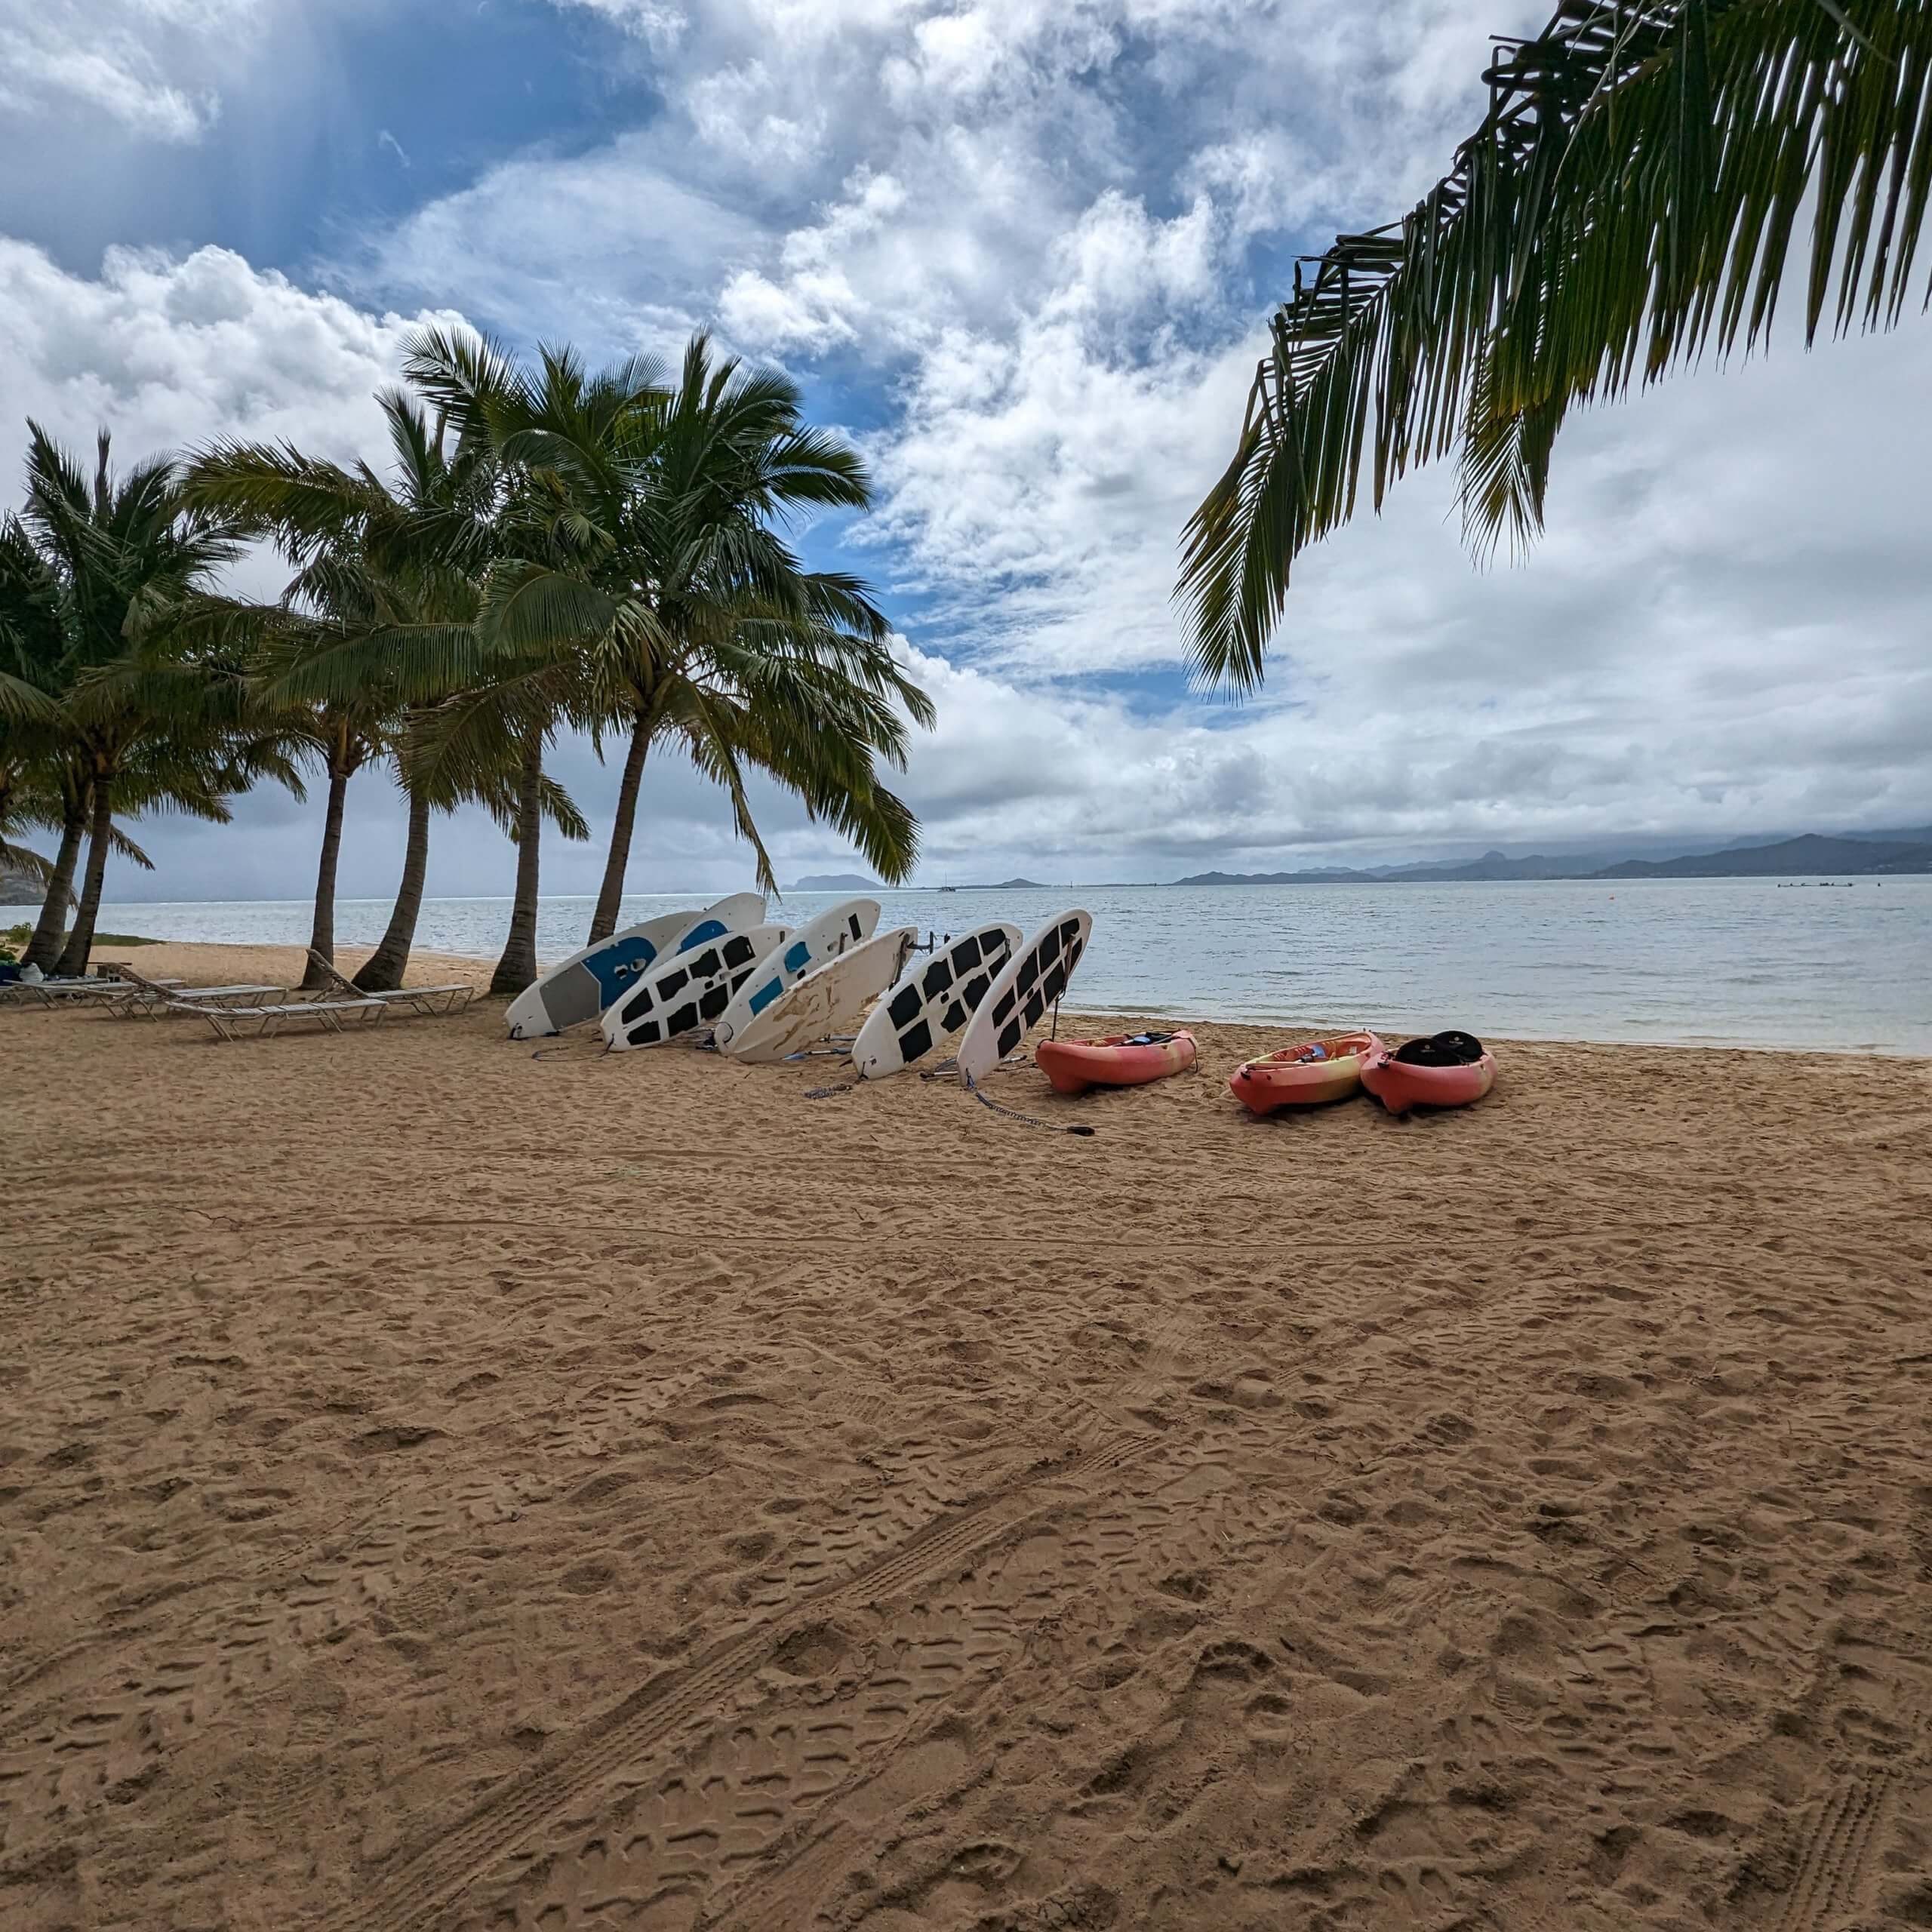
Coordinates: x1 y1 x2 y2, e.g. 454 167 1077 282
112 967 287 1015
305 949 476 1018
180 998 390 1041
0 977 142 1011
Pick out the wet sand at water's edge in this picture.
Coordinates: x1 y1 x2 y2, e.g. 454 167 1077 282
5 940 1932 1930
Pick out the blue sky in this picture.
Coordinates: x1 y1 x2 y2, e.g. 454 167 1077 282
4 0 1930 901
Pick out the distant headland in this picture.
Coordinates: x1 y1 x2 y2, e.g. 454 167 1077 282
1173 828 1932 886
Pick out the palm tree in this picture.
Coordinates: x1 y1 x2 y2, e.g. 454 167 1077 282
407 328 934 958
262 604 395 990
1178 0 1932 690
0 516 69 927
9 426 268 974
186 392 502 989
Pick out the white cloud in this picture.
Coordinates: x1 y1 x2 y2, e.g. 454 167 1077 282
547 0 690 51
0 0 271 143
0 240 465 490
350 134 761 356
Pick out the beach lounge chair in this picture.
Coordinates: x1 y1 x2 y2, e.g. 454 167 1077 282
112 966 287 1016
304 949 476 1018
180 998 390 1041
1 975 141 1011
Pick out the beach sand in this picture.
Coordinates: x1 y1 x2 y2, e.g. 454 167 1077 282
4 940 1931 1930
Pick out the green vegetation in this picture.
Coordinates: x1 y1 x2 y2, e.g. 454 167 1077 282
2 329 931 990
1179 0 1932 690
3 922 156 949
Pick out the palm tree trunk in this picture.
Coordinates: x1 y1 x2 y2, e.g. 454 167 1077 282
588 716 651 945
55 779 114 978
301 764 352 991
352 784 432 992
490 730 544 998
25 809 85 971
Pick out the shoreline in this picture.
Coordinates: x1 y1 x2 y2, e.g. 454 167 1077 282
44 934 1932 1063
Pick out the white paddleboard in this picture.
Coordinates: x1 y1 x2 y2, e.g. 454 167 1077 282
851 921 1022 1079
711 899 879 1051
601 922 789 1051
505 893 764 1038
954 909 1091 1086
721 926 918 1064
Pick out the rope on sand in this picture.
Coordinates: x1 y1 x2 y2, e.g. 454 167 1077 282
529 1035 615 1063
957 1001 1094 1135
962 1074 1096 1136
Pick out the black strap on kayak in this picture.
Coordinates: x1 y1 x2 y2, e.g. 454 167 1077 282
1392 1029 1484 1067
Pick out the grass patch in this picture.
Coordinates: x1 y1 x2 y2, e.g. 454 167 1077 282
3 924 161 948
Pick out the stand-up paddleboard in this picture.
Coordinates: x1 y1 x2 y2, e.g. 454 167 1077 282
601 923 789 1052
721 926 918 1064
954 909 1091 1087
505 893 763 1039
851 921 1022 1079
710 899 879 1051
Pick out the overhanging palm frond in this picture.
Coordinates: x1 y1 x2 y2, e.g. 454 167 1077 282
181 442 386 557
0 668 56 723
401 324 529 456
1178 0 1932 692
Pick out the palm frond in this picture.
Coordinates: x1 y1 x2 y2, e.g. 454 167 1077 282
1178 0 1932 691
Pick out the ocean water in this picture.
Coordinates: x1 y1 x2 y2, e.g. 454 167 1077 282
11 876 1928 1054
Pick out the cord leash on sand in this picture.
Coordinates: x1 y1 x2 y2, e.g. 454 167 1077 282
530 1037 614 1063
962 1069 1097 1136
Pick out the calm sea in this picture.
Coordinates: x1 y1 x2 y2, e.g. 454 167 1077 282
8 878 1928 1054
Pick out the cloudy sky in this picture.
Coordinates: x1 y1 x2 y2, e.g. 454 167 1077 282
5 0 1929 900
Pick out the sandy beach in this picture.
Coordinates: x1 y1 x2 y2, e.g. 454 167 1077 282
4 939 1931 1930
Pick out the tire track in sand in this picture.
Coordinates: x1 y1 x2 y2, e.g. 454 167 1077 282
1770 1769 1899 1932
329 1432 1154 1932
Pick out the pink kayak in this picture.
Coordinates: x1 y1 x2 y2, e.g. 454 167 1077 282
1361 1032 1495 1115
1035 1029 1196 1095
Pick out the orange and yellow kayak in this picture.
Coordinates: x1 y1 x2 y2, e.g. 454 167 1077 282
1228 1031 1383 1115
1035 1029 1197 1095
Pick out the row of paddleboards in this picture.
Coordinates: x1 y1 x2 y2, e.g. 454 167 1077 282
505 894 1093 1081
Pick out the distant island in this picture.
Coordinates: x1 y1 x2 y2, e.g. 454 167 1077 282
1175 851 1611 885
1594 832 1932 878
788 872 881 891
0 863 45 905
1174 826 1932 886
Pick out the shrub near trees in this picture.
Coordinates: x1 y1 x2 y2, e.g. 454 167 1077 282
0 328 931 994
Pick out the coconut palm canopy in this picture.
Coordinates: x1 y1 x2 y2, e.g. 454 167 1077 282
168 326 934 995
1177 0 1932 694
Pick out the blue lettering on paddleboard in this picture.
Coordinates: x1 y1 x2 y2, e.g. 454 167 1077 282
678 919 727 951
748 976 783 1016
584 936 658 1008
783 940 811 974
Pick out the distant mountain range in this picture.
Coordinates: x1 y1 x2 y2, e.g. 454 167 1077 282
1174 826 1932 886
799 836 1932 894
1595 832 1932 878
793 873 1052 891
1 862 45 905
